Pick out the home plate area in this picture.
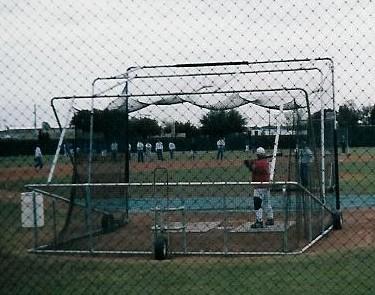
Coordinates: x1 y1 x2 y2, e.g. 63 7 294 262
230 221 296 233
154 221 222 232
154 221 295 233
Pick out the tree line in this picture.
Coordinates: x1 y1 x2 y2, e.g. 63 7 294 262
71 102 375 140
337 102 375 128
71 109 247 141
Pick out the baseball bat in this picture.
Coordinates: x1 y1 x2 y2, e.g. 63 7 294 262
264 151 283 159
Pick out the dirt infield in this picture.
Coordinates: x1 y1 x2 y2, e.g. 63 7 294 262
0 164 72 182
35 199 374 256
309 208 375 254
1 183 374 259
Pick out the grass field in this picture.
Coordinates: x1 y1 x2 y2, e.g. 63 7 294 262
1 202 375 295
1 249 374 295
1 148 375 195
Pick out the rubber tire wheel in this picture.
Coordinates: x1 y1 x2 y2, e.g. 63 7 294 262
101 214 115 233
332 211 343 230
154 236 168 260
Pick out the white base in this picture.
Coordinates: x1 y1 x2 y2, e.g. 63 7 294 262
230 221 296 233
152 221 221 233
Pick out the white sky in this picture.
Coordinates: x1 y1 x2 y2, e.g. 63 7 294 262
0 0 374 129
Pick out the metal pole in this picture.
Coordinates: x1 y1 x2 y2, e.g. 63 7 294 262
330 61 341 211
320 86 326 204
83 80 96 252
34 104 37 136
47 101 75 184
223 192 228 255
308 194 312 242
124 82 130 220
32 191 39 250
182 208 187 254
85 184 94 252
268 109 271 136
282 185 289 252
270 105 283 182
52 199 57 248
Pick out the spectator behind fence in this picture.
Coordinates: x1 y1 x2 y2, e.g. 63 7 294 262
168 142 176 159
145 142 152 161
155 140 163 161
299 141 314 187
34 145 43 171
137 141 144 162
111 141 118 160
216 137 225 160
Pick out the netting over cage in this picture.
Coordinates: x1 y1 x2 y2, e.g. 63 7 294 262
33 58 338 255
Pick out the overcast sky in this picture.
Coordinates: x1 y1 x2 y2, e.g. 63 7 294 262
0 0 374 129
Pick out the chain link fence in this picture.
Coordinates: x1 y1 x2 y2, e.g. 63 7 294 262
1 1 374 294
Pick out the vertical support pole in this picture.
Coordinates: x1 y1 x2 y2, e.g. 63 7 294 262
320 93 326 204
223 192 228 255
330 61 341 212
270 105 283 182
304 89 322 195
153 207 158 245
34 104 37 136
321 200 325 234
85 184 94 252
282 185 289 252
32 190 38 250
124 81 130 221
308 194 313 242
182 207 187 254
295 187 303 247
88 89 95 185
52 198 57 248
320 97 326 234
84 79 96 252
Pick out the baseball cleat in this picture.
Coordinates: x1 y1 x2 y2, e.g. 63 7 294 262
250 221 264 228
265 219 274 226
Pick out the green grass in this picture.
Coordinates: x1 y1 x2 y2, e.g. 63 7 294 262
1 197 375 295
1 148 375 194
130 165 250 183
1 245 375 294
339 160 375 193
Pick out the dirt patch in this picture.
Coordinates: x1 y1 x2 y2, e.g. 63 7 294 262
35 207 375 257
0 190 20 202
0 164 72 182
339 153 375 163
309 208 375 254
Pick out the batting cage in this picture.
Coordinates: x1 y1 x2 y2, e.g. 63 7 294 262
26 58 341 258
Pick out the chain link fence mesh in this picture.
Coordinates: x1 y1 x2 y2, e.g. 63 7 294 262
1 1 374 294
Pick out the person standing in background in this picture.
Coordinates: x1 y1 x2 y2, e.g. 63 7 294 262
216 137 225 160
168 142 176 159
155 140 164 161
111 141 118 161
34 145 43 171
137 141 144 163
145 142 152 161
299 141 313 187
